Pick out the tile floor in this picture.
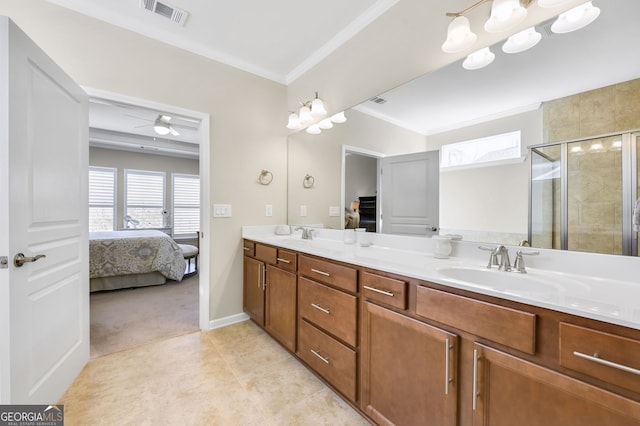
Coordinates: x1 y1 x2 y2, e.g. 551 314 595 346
60 320 370 425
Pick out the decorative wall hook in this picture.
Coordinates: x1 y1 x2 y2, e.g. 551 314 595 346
258 170 273 185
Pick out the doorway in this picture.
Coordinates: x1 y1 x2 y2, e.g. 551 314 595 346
84 88 211 351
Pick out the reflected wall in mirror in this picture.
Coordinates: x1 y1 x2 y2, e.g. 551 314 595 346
286 0 640 255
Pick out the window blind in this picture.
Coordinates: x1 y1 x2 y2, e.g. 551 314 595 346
172 173 200 236
88 167 116 232
125 169 165 228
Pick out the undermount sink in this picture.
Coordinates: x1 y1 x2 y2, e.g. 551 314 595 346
436 266 561 294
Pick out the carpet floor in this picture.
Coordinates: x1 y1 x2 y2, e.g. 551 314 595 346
89 274 199 358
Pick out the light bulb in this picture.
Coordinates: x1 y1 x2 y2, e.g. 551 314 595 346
286 113 302 130
311 97 327 117
484 0 527 33
298 105 312 124
442 16 477 53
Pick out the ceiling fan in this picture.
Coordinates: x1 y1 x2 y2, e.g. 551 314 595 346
152 114 180 136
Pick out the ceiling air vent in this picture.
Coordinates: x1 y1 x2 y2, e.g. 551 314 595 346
370 96 388 105
140 0 189 26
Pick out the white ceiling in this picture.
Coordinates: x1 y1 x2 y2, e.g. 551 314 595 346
47 0 399 84
355 0 640 136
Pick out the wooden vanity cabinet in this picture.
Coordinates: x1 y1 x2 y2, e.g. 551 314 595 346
243 240 298 350
297 255 359 403
361 300 458 426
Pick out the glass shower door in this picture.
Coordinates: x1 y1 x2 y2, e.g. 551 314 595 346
530 145 561 249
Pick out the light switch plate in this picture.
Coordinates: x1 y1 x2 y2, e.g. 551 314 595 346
213 204 232 217
300 205 307 217
329 206 340 217
265 204 273 217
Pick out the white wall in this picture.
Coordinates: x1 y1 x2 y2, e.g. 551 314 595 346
0 1 288 322
427 108 543 243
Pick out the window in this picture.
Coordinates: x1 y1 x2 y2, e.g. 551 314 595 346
440 131 523 170
88 167 116 232
125 169 165 228
172 173 200 237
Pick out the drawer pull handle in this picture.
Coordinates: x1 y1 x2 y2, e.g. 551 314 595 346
472 349 480 411
277 257 291 264
243 247 251 251
363 285 394 297
311 268 330 277
573 351 640 376
310 349 330 364
311 303 331 314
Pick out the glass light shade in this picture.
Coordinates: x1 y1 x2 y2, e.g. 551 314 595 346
153 119 171 135
551 1 600 34
330 111 347 123
463 47 495 70
306 125 321 135
318 118 334 129
310 97 327 117
484 0 527 33
442 16 477 53
286 113 303 130
298 105 312 123
610 140 622 151
537 0 573 8
589 142 605 153
502 27 542 53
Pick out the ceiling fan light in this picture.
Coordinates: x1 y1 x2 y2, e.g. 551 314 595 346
537 0 573 8
306 124 321 135
463 47 495 70
484 0 527 33
442 16 477 53
311 97 327 117
502 27 542 53
153 117 171 135
551 1 600 34
287 112 303 130
330 111 347 123
299 105 312 124
318 118 334 129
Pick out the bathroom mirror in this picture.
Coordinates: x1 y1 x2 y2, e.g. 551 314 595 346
287 0 640 253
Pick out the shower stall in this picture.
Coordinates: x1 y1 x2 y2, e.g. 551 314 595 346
530 131 640 256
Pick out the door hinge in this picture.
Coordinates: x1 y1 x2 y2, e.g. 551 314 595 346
0 256 8 269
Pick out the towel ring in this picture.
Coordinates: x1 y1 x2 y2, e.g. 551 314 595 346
303 174 315 188
258 170 273 185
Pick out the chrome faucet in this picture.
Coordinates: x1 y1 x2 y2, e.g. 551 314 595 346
295 226 314 240
496 245 511 272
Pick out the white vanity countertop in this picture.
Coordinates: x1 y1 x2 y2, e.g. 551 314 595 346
243 226 640 331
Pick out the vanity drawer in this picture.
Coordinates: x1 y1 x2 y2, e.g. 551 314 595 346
276 249 297 273
361 271 407 310
299 277 357 347
255 243 277 264
559 323 640 394
299 255 357 293
416 286 536 354
243 240 255 256
297 319 357 402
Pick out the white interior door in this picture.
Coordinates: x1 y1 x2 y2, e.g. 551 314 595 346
0 17 89 404
381 150 439 236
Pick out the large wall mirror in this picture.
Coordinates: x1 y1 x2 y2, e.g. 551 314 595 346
287 0 640 255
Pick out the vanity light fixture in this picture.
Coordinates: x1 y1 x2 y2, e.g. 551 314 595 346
588 141 605 153
610 140 622 151
550 1 600 34
443 1 600 70
463 47 496 70
286 92 347 134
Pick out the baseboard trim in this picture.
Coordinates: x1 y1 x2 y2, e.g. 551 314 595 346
208 312 250 330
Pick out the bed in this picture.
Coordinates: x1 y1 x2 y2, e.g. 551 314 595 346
89 230 185 292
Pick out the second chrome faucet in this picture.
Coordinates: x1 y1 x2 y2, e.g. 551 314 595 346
479 245 539 273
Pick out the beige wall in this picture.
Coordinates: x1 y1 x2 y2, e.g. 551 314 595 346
287 108 426 228
89 147 199 236
0 1 288 322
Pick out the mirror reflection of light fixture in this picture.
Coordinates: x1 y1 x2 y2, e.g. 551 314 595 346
588 141 605 153
551 1 600 34
610 140 622 151
502 26 541 53
569 145 585 155
463 47 496 70
286 92 347 134
443 0 601 70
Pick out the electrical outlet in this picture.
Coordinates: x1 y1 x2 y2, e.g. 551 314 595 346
300 205 307 217
265 204 273 217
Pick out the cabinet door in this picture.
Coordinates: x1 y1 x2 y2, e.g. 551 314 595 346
361 302 458 426
265 266 297 352
472 343 640 426
243 255 265 326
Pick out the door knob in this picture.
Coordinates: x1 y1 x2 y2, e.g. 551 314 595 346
13 253 46 267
